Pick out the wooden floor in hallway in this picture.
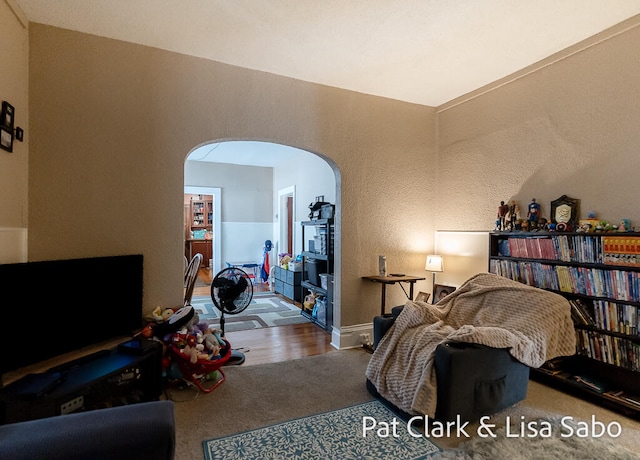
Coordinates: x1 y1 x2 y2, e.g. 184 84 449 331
192 267 335 366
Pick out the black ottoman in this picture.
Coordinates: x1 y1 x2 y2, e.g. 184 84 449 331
368 306 529 422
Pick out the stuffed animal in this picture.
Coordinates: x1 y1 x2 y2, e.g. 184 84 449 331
180 344 200 364
303 292 318 311
151 306 175 323
154 306 198 339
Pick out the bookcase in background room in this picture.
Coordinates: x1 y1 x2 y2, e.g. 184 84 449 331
489 232 640 419
190 198 213 229
185 196 213 268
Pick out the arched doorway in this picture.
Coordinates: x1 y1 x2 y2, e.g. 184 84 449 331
184 141 337 311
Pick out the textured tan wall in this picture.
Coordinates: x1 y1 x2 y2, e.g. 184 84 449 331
28 24 437 325
26 19 640 331
0 2 29 248
437 19 640 232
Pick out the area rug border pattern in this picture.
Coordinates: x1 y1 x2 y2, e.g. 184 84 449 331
202 399 442 460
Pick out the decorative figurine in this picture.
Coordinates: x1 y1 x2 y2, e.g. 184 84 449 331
506 200 520 231
578 211 599 233
527 198 540 225
497 201 509 231
537 217 548 231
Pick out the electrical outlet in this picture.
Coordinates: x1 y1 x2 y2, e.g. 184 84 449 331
60 396 84 415
360 333 371 345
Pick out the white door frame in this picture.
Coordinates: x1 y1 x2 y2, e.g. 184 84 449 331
277 186 295 256
184 186 222 274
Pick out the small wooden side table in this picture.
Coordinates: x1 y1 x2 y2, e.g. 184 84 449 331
362 275 426 315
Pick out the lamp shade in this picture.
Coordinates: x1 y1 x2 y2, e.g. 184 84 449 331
425 255 444 272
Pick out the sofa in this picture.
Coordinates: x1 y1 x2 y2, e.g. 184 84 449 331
0 400 176 460
366 305 530 422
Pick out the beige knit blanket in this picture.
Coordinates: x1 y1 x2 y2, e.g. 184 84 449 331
365 272 576 417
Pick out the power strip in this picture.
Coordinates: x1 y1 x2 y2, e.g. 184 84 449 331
60 395 84 414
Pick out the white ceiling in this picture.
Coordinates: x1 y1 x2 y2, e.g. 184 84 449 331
14 0 640 165
188 141 306 167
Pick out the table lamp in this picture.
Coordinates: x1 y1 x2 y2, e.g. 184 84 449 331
425 255 444 302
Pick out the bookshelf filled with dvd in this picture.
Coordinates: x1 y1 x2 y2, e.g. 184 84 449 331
489 231 640 418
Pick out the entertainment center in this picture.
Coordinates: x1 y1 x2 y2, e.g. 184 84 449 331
0 338 162 424
0 254 159 424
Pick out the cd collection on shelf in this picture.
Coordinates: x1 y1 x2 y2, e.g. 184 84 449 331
489 259 640 300
490 231 640 417
497 233 640 267
575 329 640 371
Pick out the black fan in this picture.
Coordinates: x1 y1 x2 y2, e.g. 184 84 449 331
211 266 253 331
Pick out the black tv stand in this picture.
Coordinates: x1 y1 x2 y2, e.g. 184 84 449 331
0 339 163 424
48 349 112 373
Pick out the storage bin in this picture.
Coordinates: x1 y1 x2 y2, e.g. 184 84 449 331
288 261 302 272
312 235 326 254
305 259 327 287
319 273 329 290
320 204 335 219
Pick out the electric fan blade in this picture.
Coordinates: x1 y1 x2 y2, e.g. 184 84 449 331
211 267 253 315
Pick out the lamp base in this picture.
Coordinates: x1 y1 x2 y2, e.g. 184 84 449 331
431 272 437 304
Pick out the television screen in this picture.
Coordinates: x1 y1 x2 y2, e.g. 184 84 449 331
0 255 143 377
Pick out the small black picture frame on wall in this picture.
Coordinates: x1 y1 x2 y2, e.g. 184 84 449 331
1 101 14 131
1 102 15 152
0 127 13 152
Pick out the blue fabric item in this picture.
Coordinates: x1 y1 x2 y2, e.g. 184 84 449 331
261 252 270 282
0 400 175 460
261 240 272 282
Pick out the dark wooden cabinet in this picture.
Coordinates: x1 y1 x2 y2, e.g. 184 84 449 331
185 196 213 268
489 231 640 419
189 199 213 229
189 240 212 268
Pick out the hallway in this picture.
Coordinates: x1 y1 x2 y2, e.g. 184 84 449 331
192 267 271 297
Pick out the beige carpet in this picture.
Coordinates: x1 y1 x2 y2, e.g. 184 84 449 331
434 380 640 454
170 350 374 460
169 349 640 460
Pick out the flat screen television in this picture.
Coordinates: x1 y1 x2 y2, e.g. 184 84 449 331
0 254 143 382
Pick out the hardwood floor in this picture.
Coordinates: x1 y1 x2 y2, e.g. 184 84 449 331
193 267 335 366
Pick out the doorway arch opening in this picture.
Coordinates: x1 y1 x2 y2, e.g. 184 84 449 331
183 140 340 330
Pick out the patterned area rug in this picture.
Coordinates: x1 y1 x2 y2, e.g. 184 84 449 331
203 400 441 459
191 292 310 333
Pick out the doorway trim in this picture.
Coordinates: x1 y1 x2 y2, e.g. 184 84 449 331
184 186 222 274
277 186 295 256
